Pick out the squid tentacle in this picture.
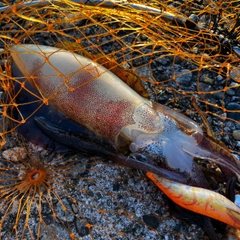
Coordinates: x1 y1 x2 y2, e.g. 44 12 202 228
152 102 240 178
34 116 117 154
34 116 189 183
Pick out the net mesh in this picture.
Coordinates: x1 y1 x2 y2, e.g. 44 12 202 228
0 0 239 239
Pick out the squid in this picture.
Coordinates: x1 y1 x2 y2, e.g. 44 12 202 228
8 44 240 239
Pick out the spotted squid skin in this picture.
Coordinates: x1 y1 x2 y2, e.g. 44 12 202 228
10 44 163 148
147 172 240 229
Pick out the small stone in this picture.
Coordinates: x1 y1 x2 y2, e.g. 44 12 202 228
226 88 235 96
201 75 214 85
198 82 212 92
231 96 240 101
233 130 240 140
226 103 240 121
2 147 26 162
230 82 239 87
75 221 90 237
142 214 160 229
216 75 223 81
72 204 78 214
213 92 224 99
233 46 240 57
158 93 169 103
230 67 240 82
113 181 120 191
176 69 193 86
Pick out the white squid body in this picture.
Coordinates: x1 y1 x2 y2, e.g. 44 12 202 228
11 45 163 146
10 44 240 229
10 45 202 161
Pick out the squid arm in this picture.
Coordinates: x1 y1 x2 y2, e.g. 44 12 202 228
151 102 240 178
34 116 188 184
147 172 240 229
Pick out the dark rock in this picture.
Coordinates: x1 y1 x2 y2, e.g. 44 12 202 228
213 92 224 99
142 214 160 229
233 130 240 140
198 82 212 92
226 103 240 121
226 88 235 96
176 69 193 86
201 75 214 85
75 221 90 237
113 181 120 191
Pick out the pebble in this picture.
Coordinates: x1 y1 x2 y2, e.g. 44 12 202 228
213 91 224 99
226 103 240 121
226 88 235 96
230 67 240 82
2 147 26 162
233 46 240 57
142 214 160 229
216 75 223 81
233 130 240 140
201 75 214 85
198 82 212 92
176 69 193 86
158 93 169 103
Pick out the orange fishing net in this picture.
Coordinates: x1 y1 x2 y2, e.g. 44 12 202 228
0 0 239 239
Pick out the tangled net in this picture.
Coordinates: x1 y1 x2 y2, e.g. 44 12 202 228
0 0 239 239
